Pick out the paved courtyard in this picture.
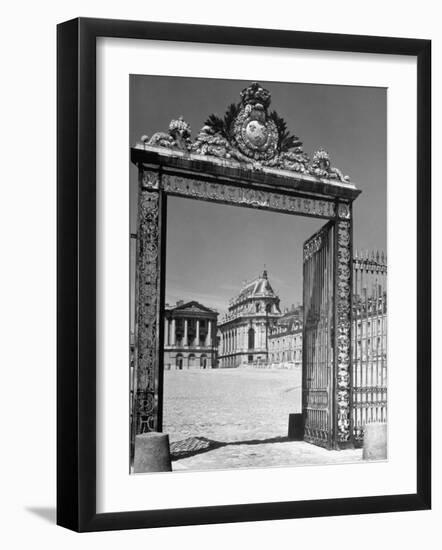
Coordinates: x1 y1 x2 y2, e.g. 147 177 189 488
163 368 363 471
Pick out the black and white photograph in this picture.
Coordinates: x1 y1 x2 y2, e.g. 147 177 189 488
129 76 387 473
0 1 434 543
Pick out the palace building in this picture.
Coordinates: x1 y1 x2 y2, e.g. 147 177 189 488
268 305 303 368
164 300 218 370
217 270 282 367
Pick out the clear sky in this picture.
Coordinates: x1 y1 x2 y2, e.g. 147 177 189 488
130 75 386 314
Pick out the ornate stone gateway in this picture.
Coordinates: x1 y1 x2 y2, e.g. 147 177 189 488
130 83 360 456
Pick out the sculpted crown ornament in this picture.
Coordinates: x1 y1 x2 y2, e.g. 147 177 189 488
140 83 350 182
191 82 310 170
240 81 271 109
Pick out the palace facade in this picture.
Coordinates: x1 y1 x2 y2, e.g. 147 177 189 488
160 256 387 377
217 270 282 367
164 300 218 369
268 305 303 368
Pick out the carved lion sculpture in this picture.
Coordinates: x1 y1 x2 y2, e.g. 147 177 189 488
144 116 192 152
309 148 350 182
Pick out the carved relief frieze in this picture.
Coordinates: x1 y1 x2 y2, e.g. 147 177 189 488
160 173 336 218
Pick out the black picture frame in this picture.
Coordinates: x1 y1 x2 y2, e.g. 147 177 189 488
57 17 431 532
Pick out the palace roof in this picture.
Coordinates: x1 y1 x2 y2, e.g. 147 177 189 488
230 270 278 306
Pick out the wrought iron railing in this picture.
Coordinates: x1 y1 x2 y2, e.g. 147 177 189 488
352 251 387 445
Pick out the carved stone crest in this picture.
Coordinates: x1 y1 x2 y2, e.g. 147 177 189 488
190 82 310 171
232 83 279 161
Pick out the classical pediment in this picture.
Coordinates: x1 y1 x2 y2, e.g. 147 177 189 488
172 301 218 315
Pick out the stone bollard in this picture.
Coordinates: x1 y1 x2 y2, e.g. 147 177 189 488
362 422 387 460
134 432 172 473
288 413 304 440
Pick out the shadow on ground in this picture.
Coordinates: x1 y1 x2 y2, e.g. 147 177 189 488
26 507 56 524
170 435 290 460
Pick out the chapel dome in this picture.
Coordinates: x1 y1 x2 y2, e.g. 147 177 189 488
235 269 278 303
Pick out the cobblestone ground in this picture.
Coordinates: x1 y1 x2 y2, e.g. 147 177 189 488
163 367 302 444
172 441 362 471
163 368 363 471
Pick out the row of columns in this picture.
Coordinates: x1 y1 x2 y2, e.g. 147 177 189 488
223 326 245 354
221 324 268 354
231 327 242 354
164 318 213 348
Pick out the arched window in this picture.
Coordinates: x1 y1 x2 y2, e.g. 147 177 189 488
176 354 183 370
255 303 261 313
188 354 195 368
248 327 255 350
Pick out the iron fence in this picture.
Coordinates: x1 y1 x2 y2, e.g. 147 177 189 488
352 251 387 445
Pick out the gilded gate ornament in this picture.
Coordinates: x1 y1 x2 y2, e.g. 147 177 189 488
232 83 279 161
192 82 309 170
139 82 351 182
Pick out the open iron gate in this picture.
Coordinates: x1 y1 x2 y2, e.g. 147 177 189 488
302 221 335 449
